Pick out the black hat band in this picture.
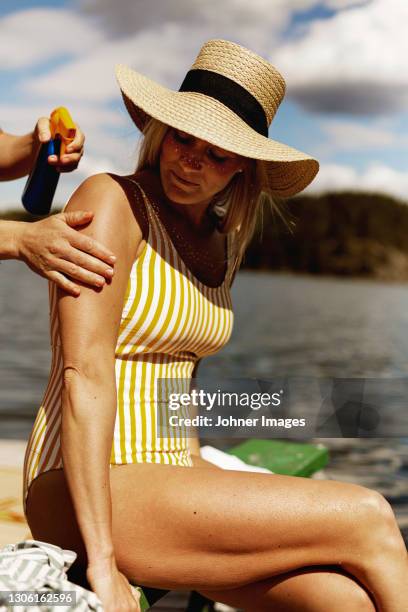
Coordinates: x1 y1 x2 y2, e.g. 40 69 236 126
178 69 268 137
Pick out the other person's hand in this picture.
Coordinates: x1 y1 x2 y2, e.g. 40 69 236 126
34 116 85 172
16 211 116 295
87 557 141 612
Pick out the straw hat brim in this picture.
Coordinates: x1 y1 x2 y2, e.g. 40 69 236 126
116 64 319 197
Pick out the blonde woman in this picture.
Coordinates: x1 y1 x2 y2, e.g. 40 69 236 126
23 40 407 612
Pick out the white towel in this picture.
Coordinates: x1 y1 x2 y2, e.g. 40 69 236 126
200 445 273 474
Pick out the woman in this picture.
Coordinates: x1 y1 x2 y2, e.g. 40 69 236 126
23 40 407 612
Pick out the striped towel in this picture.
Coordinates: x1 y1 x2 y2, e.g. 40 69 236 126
0 540 103 611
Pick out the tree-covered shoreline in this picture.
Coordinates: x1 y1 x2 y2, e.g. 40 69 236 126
242 191 408 281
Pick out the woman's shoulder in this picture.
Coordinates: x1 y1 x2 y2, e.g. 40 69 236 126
69 173 130 210
69 172 146 218
65 173 146 247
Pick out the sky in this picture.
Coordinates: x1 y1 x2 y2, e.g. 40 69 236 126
0 0 407 210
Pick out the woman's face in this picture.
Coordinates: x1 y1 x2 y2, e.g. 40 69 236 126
159 127 245 207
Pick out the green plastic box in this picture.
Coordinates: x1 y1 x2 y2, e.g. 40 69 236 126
227 439 329 477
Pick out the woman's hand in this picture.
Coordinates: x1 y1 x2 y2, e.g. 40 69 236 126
86 557 141 612
16 211 116 295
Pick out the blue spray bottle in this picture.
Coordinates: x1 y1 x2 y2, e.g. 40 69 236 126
22 107 76 215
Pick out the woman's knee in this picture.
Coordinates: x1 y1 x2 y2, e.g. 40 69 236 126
354 486 403 552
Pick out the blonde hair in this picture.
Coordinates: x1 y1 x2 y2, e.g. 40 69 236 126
135 118 282 274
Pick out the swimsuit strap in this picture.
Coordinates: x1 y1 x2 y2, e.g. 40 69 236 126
120 176 158 232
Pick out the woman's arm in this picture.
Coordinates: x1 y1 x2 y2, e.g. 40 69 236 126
57 174 141 569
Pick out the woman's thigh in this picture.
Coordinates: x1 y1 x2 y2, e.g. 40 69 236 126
26 459 370 593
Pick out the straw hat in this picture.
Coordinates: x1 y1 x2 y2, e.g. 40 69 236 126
115 39 319 197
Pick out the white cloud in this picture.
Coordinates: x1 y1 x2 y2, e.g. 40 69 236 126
324 0 370 7
5 1 404 117
77 153 127 178
0 9 103 69
77 125 141 176
78 0 314 49
307 161 408 201
316 118 408 155
23 23 199 103
273 0 408 114
22 0 318 105
11 0 403 118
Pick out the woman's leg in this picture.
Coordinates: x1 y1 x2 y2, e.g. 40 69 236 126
190 454 403 611
199 566 376 612
26 463 407 612
190 456 376 611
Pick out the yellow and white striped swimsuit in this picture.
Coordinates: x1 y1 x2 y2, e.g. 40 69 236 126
23 178 234 514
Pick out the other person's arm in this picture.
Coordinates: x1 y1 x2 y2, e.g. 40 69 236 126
57 174 142 611
0 214 116 296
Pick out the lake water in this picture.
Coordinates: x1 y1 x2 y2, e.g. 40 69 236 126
1 261 407 543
